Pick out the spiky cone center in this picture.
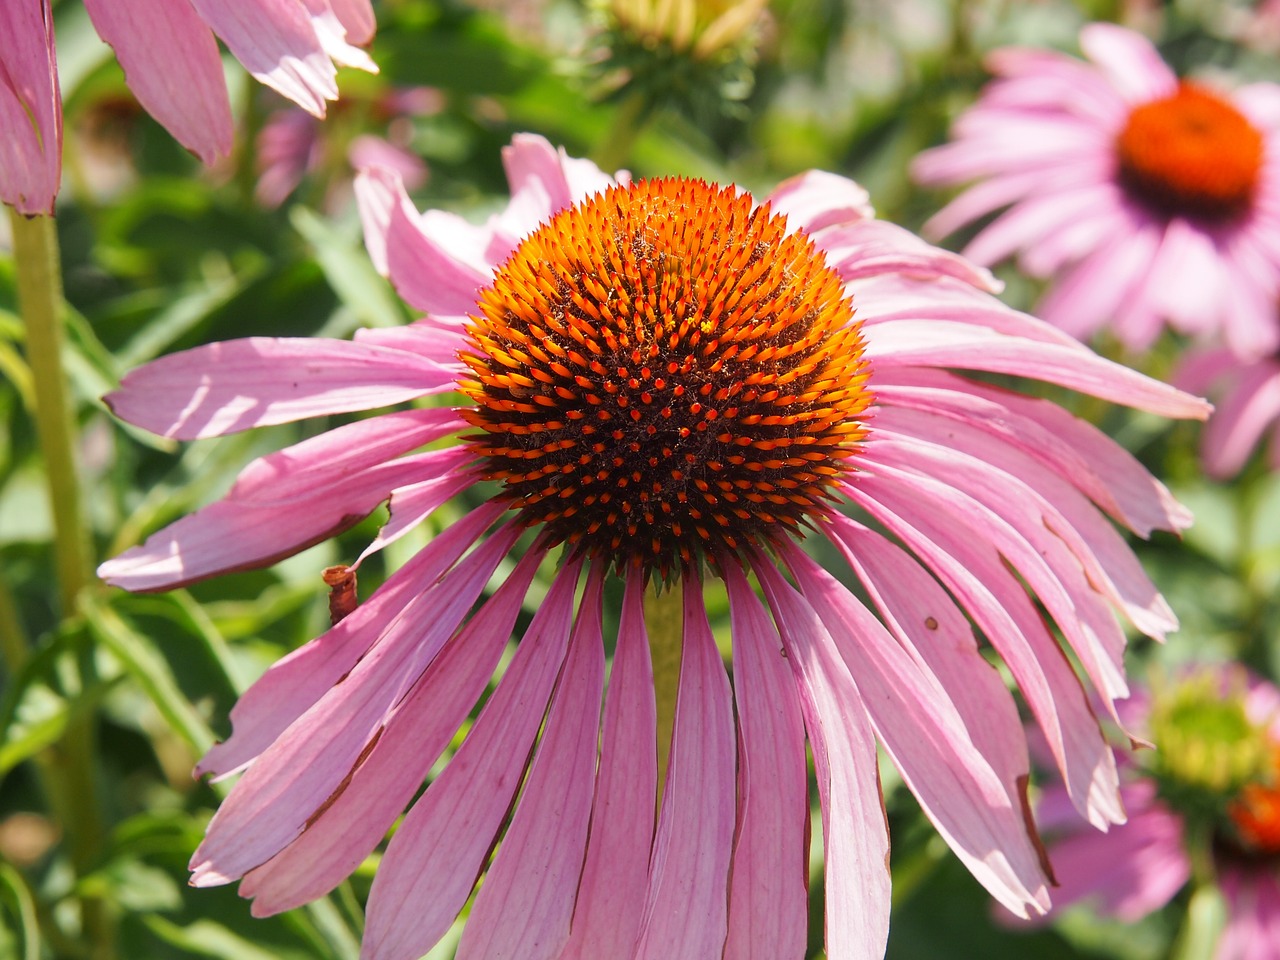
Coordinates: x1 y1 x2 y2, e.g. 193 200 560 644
459 177 872 575
1116 82 1264 223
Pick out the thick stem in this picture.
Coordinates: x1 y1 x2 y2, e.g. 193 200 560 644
9 209 114 960
644 576 683 803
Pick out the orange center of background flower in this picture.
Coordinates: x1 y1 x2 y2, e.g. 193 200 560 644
1229 747 1280 856
460 177 871 573
1116 82 1264 223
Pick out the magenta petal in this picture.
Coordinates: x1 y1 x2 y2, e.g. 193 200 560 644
0 1 60 215
193 500 505 780
455 567 605 960
753 559 891 960
633 575 736 960
361 560 583 960
189 524 521 885
188 0 337 116
106 337 457 439
239 547 544 915
559 565 657 960
98 409 467 591
722 563 809 960
84 0 233 164
780 542 1051 917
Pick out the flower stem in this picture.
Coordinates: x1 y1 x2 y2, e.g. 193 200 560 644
9 209 114 960
644 576 683 803
593 90 651 174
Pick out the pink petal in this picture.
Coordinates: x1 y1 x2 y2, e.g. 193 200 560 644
843 477 1123 829
190 524 521 885
633 575 736 960
239 547 544 915
361 559 583 960
326 0 374 43
496 133 620 250
193 500 506 780
722 563 809 960
84 0 233 164
779 542 1051 918
105 337 458 439
821 220 999 292
352 467 477 564
559 565 657 960
97 409 468 591
1201 362 1280 479
1078 23 1177 103
765 170 874 235
1219 866 1280 960
0 1 60 215
188 0 337 116
455 567 605 960
753 559 891 960
299 0 376 72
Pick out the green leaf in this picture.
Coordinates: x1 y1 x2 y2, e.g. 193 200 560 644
142 917 298 960
0 863 40 960
290 208 404 332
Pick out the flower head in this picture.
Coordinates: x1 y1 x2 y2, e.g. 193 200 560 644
0 0 377 215
1025 665 1280 959
1176 346 1280 479
912 23 1280 360
99 134 1208 960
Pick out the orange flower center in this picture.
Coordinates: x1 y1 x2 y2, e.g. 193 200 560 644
1116 82 1264 223
460 177 872 573
1228 748 1280 856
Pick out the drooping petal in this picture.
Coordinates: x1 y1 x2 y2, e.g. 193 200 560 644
1078 22 1177 103
190 524 521 886
722 563 809 960
455 567 604 960
299 0 376 72
633 575 736 960
187 0 337 116
240 547 544 915
0 1 60 214
84 0 233 164
105 337 458 439
779 542 1051 918
192 500 505 779
98 409 467 591
361 559 583 960
753 559 891 960
559 565 657 960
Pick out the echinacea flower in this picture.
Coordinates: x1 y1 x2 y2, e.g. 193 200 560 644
912 23 1280 360
1176 346 1280 479
0 0 376 216
99 133 1208 960
1024 666 1280 959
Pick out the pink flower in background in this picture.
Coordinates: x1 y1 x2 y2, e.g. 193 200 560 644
1175 347 1280 479
1024 667 1280 959
0 0 377 216
99 133 1207 960
913 23 1280 360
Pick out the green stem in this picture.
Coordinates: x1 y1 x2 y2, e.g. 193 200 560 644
644 576 683 804
9 210 114 960
593 90 652 174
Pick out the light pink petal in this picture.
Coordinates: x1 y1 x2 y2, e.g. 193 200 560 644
633 575 736 960
84 0 233 164
188 0 337 116
1078 23 1177 103
190 524 521 885
455 567 605 960
361 559 583 960
559 565 657 960
240 547 544 915
1174 347 1238 396
352 320 468 365
765 170 873 235
97 409 467 591
105 337 458 439
1142 219 1227 336
496 133 619 249
328 0 375 44
385 188 491 316
1201 362 1280 479
820 220 999 292
0 1 60 215
346 136 427 192
779 543 1051 918
192 500 505 780
752 559 891 960
353 466 478 564
842 478 1122 829
722 563 809 960
1218 867 1280 960
964 184 1117 269
300 0 376 72
864 317 1211 419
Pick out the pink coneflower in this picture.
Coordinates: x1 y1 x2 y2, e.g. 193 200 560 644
0 0 377 215
1024 666 1280 959
1176 346 1280 479
912 23 1280 360
99 133 1208 960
